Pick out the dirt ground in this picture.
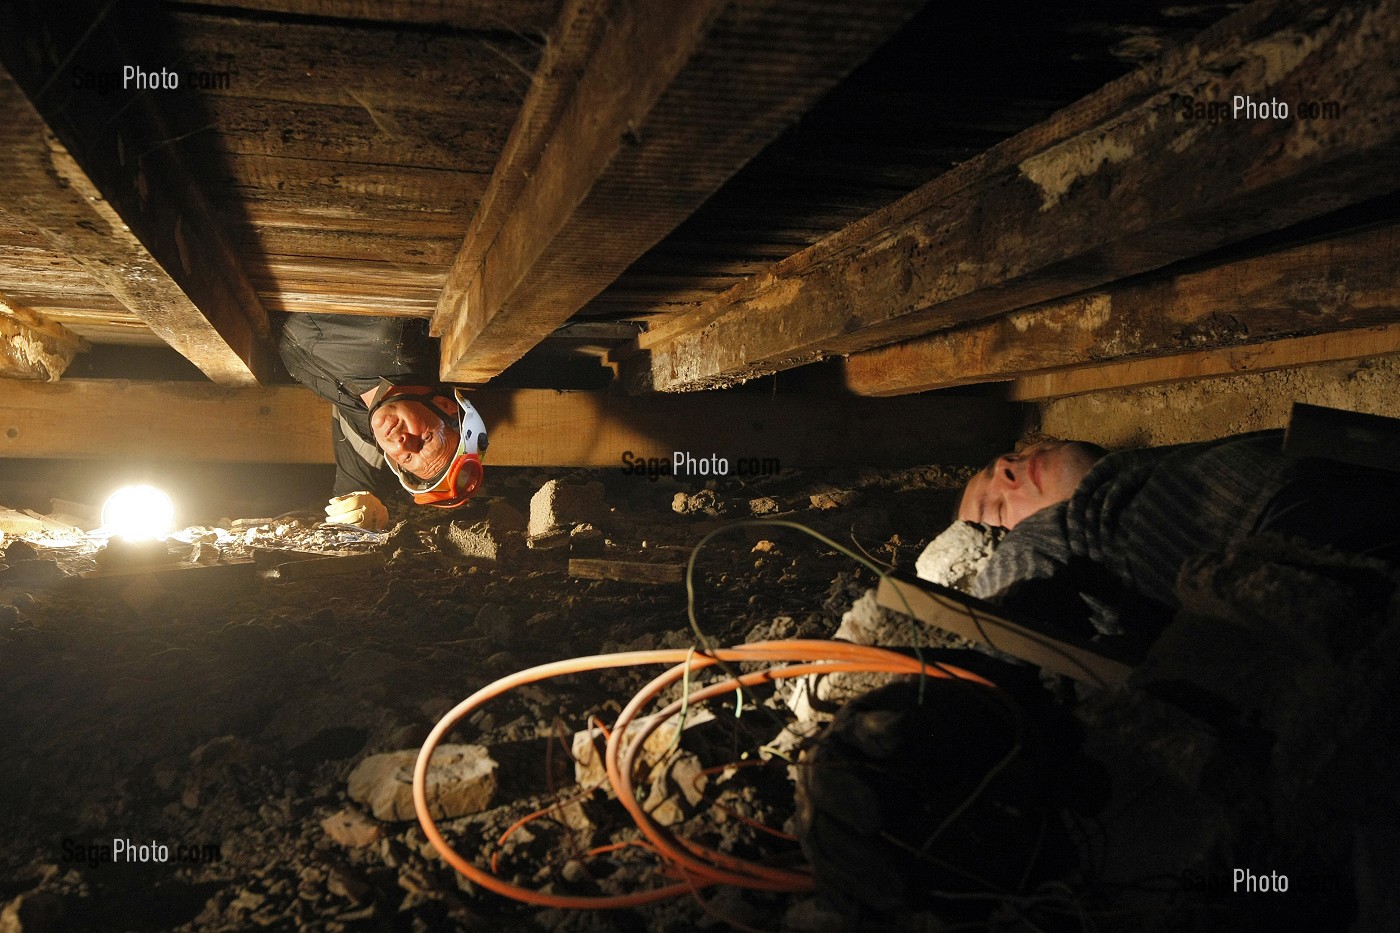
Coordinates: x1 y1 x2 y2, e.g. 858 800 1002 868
0 458 1393 932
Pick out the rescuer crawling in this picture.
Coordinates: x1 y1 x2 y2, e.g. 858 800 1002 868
275 313 488 530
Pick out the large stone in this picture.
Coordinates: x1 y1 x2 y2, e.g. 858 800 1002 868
528 480 605 548
347 744 497 822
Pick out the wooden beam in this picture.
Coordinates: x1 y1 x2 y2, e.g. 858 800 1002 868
568 559 684 585
621 0 1400 393
0 1 274 385
432 0 927 383
844 223 1400 396
1008 320 1400 400
0 290 87 381
0 381 332 463
0 380 1020 469
169 0 563 34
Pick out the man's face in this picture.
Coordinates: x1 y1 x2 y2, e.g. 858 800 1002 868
957 440 1104 529
370 397 460 481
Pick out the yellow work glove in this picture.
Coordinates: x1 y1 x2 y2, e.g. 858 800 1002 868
325 491 389 530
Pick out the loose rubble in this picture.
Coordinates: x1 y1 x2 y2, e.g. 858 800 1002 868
0 463 1384 932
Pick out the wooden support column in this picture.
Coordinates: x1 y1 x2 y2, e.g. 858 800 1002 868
0 290 87 381
0 380 1020 469
621 0 1400 393
843 223 1400 396
431 0 927 383
0 1 274 385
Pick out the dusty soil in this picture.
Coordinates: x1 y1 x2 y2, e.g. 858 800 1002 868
0 461 1392 932
0 465 964 932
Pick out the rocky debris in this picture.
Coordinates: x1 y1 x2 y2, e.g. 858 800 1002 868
0 558 64 585
914 520 1005 592
528 481 605 549
672 488 727 516
569 522 601 542
348 744 498 821
2 539 38 562
781 587 982 737
808 487 861 511
190 541 223 564
747 496 781 516
3 452 1353 932
642 752 708 826
319 807 384 849
572 708 715 787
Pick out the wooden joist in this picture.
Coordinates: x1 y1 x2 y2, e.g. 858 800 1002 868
1009 321 1400 401
169 0 563 38
431 0 928 383
844 223 1400 396
0 1 274 385
0 291 87 381
0 380 1019 468
620 0 1400 393
0 381 333 463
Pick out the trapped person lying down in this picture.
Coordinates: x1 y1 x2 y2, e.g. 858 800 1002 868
956 431 1400 639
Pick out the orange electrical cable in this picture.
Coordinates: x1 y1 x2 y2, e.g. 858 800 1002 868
413 640 997 910
606 651 994 893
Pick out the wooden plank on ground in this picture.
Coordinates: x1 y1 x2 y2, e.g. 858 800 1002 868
0 380 1021 469
0 2 274 385
432 0 928 383
263 552 385 582
568 559 684 585
621 0 1400 392
875 576 1133 689
1008 321 1400 400
843 223 1400 396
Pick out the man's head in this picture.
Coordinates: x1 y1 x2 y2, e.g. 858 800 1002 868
958 440 1106 529
369 394 461 481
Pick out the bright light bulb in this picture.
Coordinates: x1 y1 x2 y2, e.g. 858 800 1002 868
101 485 174 541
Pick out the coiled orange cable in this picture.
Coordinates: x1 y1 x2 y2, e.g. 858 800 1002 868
413 639 996 910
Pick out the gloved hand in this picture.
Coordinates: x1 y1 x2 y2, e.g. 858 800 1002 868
324 491 389 530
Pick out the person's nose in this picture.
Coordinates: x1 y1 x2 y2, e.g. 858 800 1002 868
996 454 1022 486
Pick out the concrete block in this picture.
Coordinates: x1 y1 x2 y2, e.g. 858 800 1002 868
528 480 604 548
442 520 508 562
